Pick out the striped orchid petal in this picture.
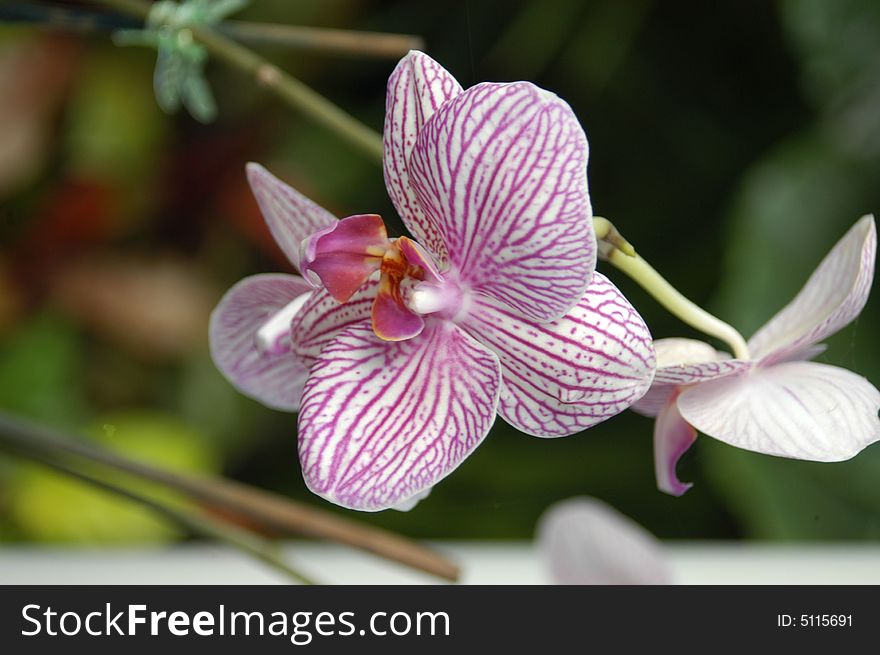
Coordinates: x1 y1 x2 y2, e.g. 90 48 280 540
631 338 749 417
408 81 595 323
290 280 378 364
653 393 697 496
463 273 655 437
677 361 880 461
384 51 463 264
245 163 337 272
209 274 312 412
537 497 671 585
297 320 501 511
748 214 876 365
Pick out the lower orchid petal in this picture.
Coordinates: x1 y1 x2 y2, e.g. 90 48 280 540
209 274 312 412
537 497 671 585
677 361 880 461
654 394 697 496
463 273 656 437
297 319 501 511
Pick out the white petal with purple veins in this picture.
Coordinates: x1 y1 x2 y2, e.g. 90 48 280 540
297 319 501 511
537 497 671 585
677 361 880 461
408 81 595 322
209 274 313 412
748 215 876 365
246 163 337 272
383 51 463 264
463 273 655 437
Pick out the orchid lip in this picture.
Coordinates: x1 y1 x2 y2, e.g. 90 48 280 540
255 291 312 355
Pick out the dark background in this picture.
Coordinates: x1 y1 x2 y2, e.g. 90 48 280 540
1 0 879 543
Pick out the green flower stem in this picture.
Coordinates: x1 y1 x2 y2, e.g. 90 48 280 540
11 446 315 584
96 0 385 164
0 412 460 581
595 217 751 360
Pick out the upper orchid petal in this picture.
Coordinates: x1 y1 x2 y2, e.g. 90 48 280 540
653 393 697 496
245 163 337 272
537 497 671 585
290 280 379 364
300 214 389 302
297 320 501 511
463 273 655 437
383 51 463 264
748 214 876 364
677 361 880 461
630 338 748 417
209 274 312 412
408 81 595 322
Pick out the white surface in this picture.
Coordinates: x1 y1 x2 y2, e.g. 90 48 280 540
2 542 880 584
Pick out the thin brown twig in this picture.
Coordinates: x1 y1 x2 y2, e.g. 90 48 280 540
0 412 459 581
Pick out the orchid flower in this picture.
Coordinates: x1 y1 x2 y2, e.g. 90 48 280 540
212 51 656 511
632 215 879 496
537 497 670 585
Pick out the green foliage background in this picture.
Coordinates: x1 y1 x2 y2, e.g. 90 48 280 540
1 0 878 542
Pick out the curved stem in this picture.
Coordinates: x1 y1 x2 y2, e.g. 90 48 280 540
595 217 750 360
95 0 385 164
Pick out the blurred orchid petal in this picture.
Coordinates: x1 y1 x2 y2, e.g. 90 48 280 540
538 497 671 585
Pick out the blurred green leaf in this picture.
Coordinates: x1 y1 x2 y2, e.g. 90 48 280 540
0 314 85 429
8 411 219 544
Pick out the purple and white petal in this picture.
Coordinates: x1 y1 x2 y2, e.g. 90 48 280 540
537 497 671 585
209 274 312 412
463 273 655 437
408 81 595 322
297 319 501 511
290 280 378 364
383 51 463 264
653 394 697 496
677 361 880 461
631 338 747 417
748 215 876 364
246 163 337 272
